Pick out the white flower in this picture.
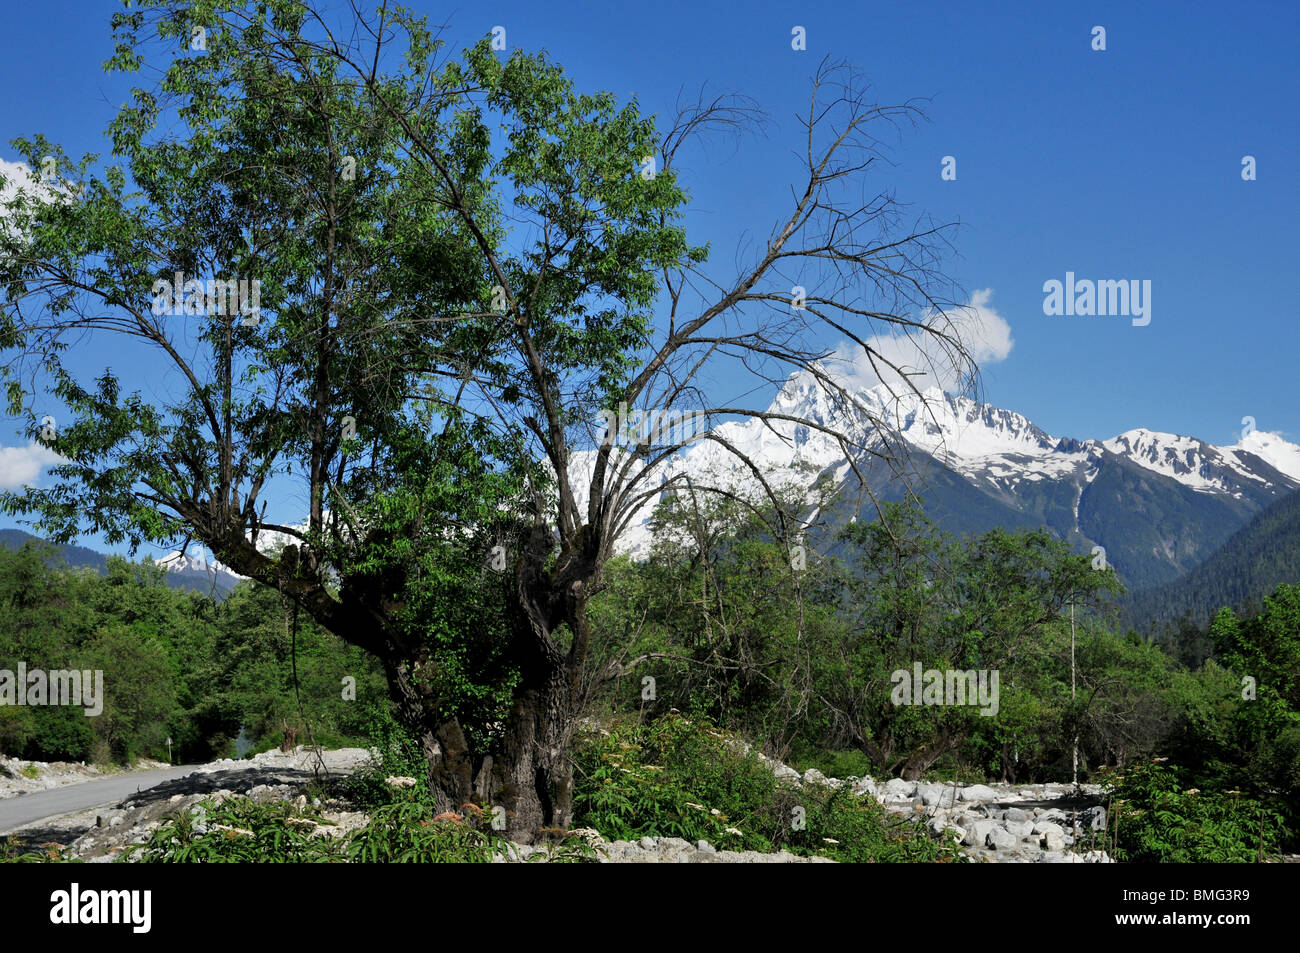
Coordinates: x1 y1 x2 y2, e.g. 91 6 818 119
384 776 417 788
724 827 743 837
212 824 254 838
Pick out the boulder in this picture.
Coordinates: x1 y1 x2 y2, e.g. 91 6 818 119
959 784 1000 802
851 777 878 797
916 782 948 807
1004 820 1035 838
962 819 997 847
926 814 963 843
1082 806 1107 831
1040 828 1066 851
882 778 916 801
986 827 1017 851
771 761 802 782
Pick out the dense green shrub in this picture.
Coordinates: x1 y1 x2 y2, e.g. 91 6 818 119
337 703 431 808
124 797 343 863
573 713 963 862
1102 761 1285 862
114 794 596 864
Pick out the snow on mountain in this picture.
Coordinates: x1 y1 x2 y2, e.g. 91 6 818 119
855 386 1097 492
648 380 1086 510
595 375 1300 557
1102 427 1300 495
150 518 319 584
866 385 1057 461
152 547 242 582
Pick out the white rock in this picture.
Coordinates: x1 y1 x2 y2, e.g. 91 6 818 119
915 782 948 806
1004 820 1035 838
851 778 878 797
986 827 1017 850
771 762 801 781
958 784 1000 802
962 819 997 847
882 778 916 801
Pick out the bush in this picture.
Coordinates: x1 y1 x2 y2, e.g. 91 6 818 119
1102 760 1286 862
573 713 963 862
125 797 343 863
121 794 597 863
337 703 431 808
788 746 876 781
1 836 74 863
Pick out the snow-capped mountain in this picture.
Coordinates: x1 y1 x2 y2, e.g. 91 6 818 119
605 378 1300 589
151 547 244 595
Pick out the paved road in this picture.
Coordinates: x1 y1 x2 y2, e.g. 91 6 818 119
0 766 202 833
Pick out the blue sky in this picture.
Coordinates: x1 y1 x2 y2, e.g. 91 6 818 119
0 0 1297 552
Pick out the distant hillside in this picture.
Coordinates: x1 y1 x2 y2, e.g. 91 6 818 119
1125 489 1300 633
0 529 240 598
0 529 107 572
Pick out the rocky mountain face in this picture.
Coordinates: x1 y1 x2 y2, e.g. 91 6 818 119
608 377 1300 590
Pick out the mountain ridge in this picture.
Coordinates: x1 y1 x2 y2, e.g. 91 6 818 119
608 379 1300 591
0 529 242 598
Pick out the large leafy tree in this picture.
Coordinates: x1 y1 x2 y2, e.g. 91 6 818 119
0 1 978 836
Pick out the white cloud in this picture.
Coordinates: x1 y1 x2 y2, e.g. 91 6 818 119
0 442 64 491
822 288 1013 395
0 157 51 207
1 157 71 244
0 157 36 192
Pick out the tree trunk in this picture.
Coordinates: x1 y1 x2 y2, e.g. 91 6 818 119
487 661 578 840
383 656 475 814
899 731 962 781
244 527 594 844
376 609 587 841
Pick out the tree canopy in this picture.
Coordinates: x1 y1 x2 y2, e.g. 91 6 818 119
0 0 978 837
